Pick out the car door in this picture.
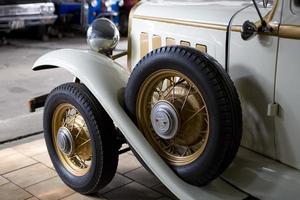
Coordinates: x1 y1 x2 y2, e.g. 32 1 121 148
274 0 300 169
228 1 281 158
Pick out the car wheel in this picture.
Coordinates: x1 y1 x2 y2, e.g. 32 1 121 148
44 83 119 194
125 46 242 186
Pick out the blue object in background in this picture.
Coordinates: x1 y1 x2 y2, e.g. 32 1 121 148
97 0 121 26
54 0 121 29
109 0 121 26
87 0 101 25
58 2 81 15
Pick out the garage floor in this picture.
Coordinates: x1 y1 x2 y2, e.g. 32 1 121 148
0 138 176 200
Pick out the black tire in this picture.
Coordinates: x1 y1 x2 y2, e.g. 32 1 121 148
125 46 242 186
44 82 119 194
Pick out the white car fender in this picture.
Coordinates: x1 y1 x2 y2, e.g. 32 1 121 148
33 49 247 200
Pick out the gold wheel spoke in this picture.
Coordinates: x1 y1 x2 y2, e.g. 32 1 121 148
171 77 175 102
154 80 165 100
63 113 77 128
182 105 206 127
75 124 85 139
181 146 192 156
70 113 80 130
181 84 192 111
162 77 184 99
163 139 175 150
173 90 199 100
76 139 91 151
74 153 88 168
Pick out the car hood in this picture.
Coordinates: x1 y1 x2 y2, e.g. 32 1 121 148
135 0 254 26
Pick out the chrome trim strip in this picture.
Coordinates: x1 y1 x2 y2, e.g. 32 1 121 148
133 15 228 31
0 15 57 21
278 25 300 40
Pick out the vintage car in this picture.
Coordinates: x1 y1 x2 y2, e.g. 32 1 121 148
29 0 300 199
0 0 56 39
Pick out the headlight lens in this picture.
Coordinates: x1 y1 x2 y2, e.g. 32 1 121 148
41 4 55 14
91 0 98 7
105 0 111 8
87 18 120 53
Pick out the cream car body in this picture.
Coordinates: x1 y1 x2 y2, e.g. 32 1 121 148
33 0 300 199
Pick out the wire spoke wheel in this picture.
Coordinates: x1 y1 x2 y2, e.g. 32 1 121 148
137 70 209 166
44 83 119 194
125 46 242 186
52 103 92 176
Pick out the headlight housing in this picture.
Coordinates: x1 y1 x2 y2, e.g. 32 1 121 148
87 18 120 54
41 3 55 15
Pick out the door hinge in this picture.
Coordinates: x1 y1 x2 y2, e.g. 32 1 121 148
267 103 279 117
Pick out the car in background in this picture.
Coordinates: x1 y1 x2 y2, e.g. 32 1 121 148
0 0 56 41
53 0 123 33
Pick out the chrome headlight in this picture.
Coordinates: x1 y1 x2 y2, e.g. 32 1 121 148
87 18 120 53
90 0 98 7
41 3 55 14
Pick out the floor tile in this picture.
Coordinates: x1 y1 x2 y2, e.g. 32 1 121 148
125 167 160 187
26 177 74 200
99 173 132 194
4 163 56 188
0 151 37 174
104 182 162 200
32 152 54 169
14 139 47 157
26 197 39 200
151 184 177 199
62 193 106 200
127 151 134 156
0 176 9 186
0 148 19 156
0 183 32 200
117 153 141 174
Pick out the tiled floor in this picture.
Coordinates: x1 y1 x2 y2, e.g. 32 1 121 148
0 139 176 200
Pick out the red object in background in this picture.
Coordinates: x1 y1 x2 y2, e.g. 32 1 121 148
124 0 138 9
101 0 107 12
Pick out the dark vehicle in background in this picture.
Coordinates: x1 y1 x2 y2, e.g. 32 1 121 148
119 0 138 35
0 0 56 40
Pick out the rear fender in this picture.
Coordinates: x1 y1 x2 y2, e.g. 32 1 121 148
33 49 246 200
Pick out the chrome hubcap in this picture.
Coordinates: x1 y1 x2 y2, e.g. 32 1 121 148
57 127 75 156
150 100 180 139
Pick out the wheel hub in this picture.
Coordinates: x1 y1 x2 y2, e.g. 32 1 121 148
57 127 75 156
150 100 180 139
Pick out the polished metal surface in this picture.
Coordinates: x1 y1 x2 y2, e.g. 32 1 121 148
57 127 75 156
87 18 120 53
150 100 179 139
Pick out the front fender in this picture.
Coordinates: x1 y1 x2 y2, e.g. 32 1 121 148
33 49 246 200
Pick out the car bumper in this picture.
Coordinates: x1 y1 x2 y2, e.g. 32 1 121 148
0 14 57 32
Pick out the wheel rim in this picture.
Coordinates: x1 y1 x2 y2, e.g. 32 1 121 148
136 69 210 166
52 103 92 176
